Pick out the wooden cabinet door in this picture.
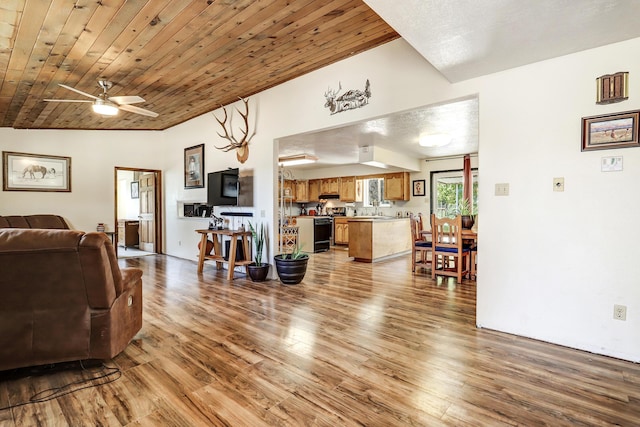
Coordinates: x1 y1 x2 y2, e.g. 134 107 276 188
384 172 410 201
335 223 344 244
334 218 349 244
280 179 295 200
321 177 339 194
308 179 321 202
339 176 356 202
295 180 309 202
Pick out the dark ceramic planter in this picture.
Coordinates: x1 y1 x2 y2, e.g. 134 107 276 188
247 263 270 282
274 254 309 285
461 215 474 229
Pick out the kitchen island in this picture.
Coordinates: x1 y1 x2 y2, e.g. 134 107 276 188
347 217 411 262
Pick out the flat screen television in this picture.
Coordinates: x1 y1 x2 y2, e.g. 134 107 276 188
207 168 238 206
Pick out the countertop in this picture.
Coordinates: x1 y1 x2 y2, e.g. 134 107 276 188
347 216 407 221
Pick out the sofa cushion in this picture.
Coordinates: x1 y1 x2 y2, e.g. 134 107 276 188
26 215 69 229
0 228 83 251
0 215 69 229
3 216 30 228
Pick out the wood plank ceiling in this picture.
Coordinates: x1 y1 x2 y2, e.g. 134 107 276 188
0 0 398 130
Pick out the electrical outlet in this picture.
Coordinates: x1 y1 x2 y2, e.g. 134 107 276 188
553 177 565 192
613 304 627 321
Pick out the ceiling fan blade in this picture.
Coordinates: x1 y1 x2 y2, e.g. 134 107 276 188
118 104 159 117
44 99 93 103
109 95 145 105
58 84 101 100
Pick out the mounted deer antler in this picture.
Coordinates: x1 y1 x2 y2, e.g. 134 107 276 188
213 97 256 164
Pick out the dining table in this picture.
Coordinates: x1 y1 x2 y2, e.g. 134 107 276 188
420 228 478 241
420 228 478 279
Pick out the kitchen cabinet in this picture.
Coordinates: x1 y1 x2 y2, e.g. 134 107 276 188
334 217 349 245
308 179 321 202
321 177 340 195
295 180 309 202
348 217 411 262
384 172 410 201
339 176 356 202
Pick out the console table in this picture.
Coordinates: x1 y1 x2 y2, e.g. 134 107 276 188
196 228 252 280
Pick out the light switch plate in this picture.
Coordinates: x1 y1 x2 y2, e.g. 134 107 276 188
495 183 509 196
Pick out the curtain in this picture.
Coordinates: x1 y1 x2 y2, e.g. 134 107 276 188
463 154 472 203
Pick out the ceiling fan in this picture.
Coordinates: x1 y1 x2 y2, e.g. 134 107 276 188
44 80 159 117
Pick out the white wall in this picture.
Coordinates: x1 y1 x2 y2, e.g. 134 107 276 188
2 36 639 362
460 38 640 362
0 129 164 232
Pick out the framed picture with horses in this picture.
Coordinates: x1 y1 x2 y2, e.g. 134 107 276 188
2 151 71 192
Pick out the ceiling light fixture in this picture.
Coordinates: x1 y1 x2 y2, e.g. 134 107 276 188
92 99 119 116
419 134 451 147
278 154 318 167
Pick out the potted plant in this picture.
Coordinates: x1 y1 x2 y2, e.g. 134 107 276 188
247 222 269 281
274 245 309 285
457 198 475 229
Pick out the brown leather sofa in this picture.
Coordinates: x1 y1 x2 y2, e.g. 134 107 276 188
0 228 143 371
0 214 70 229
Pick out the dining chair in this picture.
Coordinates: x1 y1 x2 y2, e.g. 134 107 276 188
410 214 431 273
431 214 470 283
470 246 478 280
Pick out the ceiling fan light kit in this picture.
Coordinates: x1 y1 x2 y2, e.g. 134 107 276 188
92 99 119 116
44 80 158 118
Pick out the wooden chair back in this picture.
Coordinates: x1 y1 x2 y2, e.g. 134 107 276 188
410 214 431 273
431 214 469 282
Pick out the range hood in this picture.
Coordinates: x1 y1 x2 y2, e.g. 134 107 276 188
319 194 339 200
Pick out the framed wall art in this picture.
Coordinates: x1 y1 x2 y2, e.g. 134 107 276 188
184 144 205 188
412 179 426 197
2 151 71 192
131 181 139 199
582 110 640 151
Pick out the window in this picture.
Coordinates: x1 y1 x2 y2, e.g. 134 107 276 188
362 178 390 208
431 169 478 217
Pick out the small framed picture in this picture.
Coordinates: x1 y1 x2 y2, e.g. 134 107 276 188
184 144 205 189
2 151 71 192
582 110 640 151
131 181 139 199
412 179 425 196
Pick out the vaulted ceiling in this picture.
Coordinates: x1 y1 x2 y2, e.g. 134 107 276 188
3 0 640 136
0 0 398 130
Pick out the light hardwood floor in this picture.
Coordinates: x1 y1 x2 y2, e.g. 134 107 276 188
1 249 639 426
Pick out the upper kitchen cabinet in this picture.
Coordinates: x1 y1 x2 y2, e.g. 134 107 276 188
339 176 356 202
295 180 309 203
384 172 410 201
308 179 321 202
280 179 295 200
321 177 340 195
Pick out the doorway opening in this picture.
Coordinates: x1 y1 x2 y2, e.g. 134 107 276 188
114 167 163 258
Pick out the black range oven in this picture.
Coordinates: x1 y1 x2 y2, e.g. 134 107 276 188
313 217 332 252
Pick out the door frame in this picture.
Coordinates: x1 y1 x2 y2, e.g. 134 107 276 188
114 167 163 255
